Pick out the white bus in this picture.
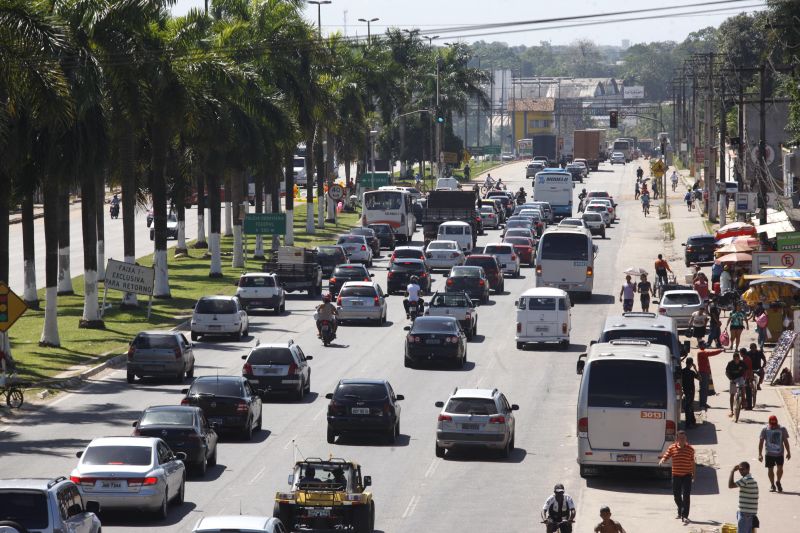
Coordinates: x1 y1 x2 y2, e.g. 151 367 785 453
362 189 416 243
612 139 632 162
535 227 597 298
533 170 573 219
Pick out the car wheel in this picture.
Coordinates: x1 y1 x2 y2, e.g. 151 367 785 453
516 342 524 350
191 331 198 341
233 328 242 342
327 426 336 444
295 381 304 400
256 410 263 430
175 477 185 505
176 369 185 383
602 231 606 239
404 357 414 368
435 443 445 458
501 437 512 459
186 364 194 379
126 370 135 384
207 445 217 466
560 340 570 350
195 455 207 477
280 301 286 312
156 490 168 519
304 373 311 393
243 419 253 441
274 305 281 315
353 503 372 533
509 434 515 452
243 325 248 337
387 422 398 444
481 294 489 305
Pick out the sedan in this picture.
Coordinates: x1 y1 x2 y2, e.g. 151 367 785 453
71 437 186 519
558 218 588 229
336 234 373 266
191 295 249 341
445 266 490 304
404 316 467 368
181 376 263 440
328 264 374 296
504 219 535 237
656 290 703 329
368 223 397 250
336 281 388 325
682 234 716 266
587 197 616 222
390 246 427 265
133 405 218 476
566 164 584 183
326 379 404 444
241 341 312 400
502 236 536 266
350 227 381 257
126 331 195 384
387 259 431 294
149 213 178 241
479 205 500 229
425 240 465 271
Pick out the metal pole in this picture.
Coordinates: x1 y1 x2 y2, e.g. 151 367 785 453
436 55 441 178
758 63 768 225
720 81 727 226
706 54 717 222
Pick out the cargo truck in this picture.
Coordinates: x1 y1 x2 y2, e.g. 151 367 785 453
573 129 607 171
421 190 479 246
531 134 557 166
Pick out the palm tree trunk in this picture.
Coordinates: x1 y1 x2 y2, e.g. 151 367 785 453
231 170 245 268
284 150 295 245
326 130 336 222
223 177 233 237
254 171 264 259
21 188 39 308
316 133 325 228
120 124 138 307
79 171 103 328
0 172 9 360
305 135 315 234
56 185 73 295
40 177 61 347
174 175 188 255
194 172 207 248
208 172 222 277
95 174 105 281
270 171 280 250
150 128 171 298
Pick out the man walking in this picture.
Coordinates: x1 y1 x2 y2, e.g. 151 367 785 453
681 357 699 428
758 415 791 492
659 430 696 523
619 275 635 313
696 341 723 410
728 461 759 533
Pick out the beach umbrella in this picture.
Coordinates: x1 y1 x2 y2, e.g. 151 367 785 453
715 252 753 264
716 242 754 254
623 266 648 276
715 222 756 240
760 268 800 278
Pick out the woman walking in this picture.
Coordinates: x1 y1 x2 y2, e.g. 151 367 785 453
726 303 749 353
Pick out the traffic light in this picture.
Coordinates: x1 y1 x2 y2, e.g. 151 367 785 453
436 106 444 124
609 110 618 129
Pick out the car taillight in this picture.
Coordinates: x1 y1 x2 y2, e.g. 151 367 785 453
536 265 542 276
329 277 336 284
174 347 181 359
132 427 140 436
337 296 342 305
387 271 393 278
438 414 452 422
128 477 158 487
665 419 676 441
361 245 366 251
478 279 485 286
70 476 97 487
243 363 253 375
445 336 459 343
578 417 588 435
374 296 380 306
383 403 391 415
511 254 516 261
675 381 683 396
516 322 521 332
686 245 694 252
586 266 593 277
181 398 189 405
489 415 506 424
562 322 568 334
287 363 299 375
659 307 666 314
420 272 427 278
364 277 370 282
236 401 248 413
489 214 494 218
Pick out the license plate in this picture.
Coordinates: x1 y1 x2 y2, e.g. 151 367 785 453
535 326 549 332
254 367 280 376
461 423 479 430
351 408 370 415
616 454 637 463
209 325 221 330
425 339 440 344
208 417 223 426
308 508 330 517
559 284 570 290
351 300 364 306
99 480 124 489
250 300 263 305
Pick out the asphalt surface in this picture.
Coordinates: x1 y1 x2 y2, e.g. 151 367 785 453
0 160 639 532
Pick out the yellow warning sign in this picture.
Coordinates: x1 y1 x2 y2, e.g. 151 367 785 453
0 282 27 332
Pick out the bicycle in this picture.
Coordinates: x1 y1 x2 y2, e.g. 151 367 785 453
749 377 758 408
0 373 25 408
732 376 747 422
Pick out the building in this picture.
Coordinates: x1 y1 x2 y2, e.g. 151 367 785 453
510 98 556 140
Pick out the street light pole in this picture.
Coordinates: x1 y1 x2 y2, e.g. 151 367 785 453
427 36 439 179
358 17 379 45
308 0 331 39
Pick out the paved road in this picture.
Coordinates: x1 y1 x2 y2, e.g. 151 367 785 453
0 161 644 532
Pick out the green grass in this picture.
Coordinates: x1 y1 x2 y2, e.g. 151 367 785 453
394 160 509 191
8 203 359 383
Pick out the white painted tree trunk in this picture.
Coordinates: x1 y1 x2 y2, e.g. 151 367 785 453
224 202 232 236
23 259 37 303
176 220 186 251
57 246 73 294
285 210 294 245
318 191 325 228
197 212 207 246
153 249 170 297
232 225 244 268
327 193 337 221
39 287 60 346
209 232 222 276
121 254 139 306
306 199 315 233
97 239 105 281
81 269 100 322
254 235 264 258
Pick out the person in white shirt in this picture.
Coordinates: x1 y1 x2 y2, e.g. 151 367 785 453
483 173 495 189
542 484 576 532
671 170 679 191
403 276 423 317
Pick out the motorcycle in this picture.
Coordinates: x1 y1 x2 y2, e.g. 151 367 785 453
109 203 120 219
407 298 424 322
320 320 336 346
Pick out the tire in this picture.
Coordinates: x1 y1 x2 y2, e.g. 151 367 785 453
387 422 398 444
126 370 136 384
327 426 336 444
404 357 414 368
242 326 248 337
155 490 168 520
304 374 311 394
579 465 590 478
233 328 242 342
191 331 198 341
274 305 281 315
207 445 217 466
243 419 253 441
280 301 286 312
501 437 512 459
0 521 27 533
516 342 524 350
295 381 304 401
509 434 515 453
602 230 606 239
256 410 263 430
275 503 294 531
195 453 207 477
435 443 445 458
6 388 23 409
186 364 194 379
353 504 372 533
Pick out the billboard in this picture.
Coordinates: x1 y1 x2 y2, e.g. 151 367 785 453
623 86 645 99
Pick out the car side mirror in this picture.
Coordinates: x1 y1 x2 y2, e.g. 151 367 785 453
67 503 82 517
85 501 100 514
370 273 375 277
181 388 189 394
435 401 444 408
577 357 586 375
325 393 334 399
305 356 313 360
364 476 372 487
589 340 597 346
241 355 247 360
681 243 686 246
403 325 411 331
571 301 575 308
288 474 294 486
682 340 691 356
511 404 520 411
396 395 405 401
175 452 187 462
76 451 83 458
652 299 659 305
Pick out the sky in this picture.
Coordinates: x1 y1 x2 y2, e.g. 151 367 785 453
171 0 766 47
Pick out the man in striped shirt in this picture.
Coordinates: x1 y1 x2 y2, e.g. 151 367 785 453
728 461 759 533
658 430 696 523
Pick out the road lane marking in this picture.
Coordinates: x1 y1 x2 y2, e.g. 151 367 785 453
249 465 266 484
424 458 439 479
283 436 298 450
313 407 326 421
402 494 420 519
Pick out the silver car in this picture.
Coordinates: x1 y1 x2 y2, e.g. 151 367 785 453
0 477 102 533
127 331 195 384
193 516 285 533
435 388 519 458
336 234 373 265
191 295 249 341
425 240 466 270
70 437 186 519
336 281 387 325
656 290 703 329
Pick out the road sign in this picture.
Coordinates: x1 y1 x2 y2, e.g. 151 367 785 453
442 151 458 164
0 282 27 332
777 231 800 251
782 253 796 267
694 147 705 163
357 172 391 188
483 145 501 155
750 144 776 166
243 213 287 235
328 184 344 201
104 259 155 296
467 146 484 156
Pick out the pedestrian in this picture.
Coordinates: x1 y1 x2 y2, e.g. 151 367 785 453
711 261 723 285
637 274 652 312
696 340 723 409
728 461 759 533
758 415 792 492
634 180 640 200
707 303 722 348
726 303 749 353
739 348 755 410
652 178 659 200
747 343 767 389
720 265 734 294
754 306 768 350
684 190 693 211
693 274 710 303
658 430 696 524
619 275 636 313
725 351 747 417
681 357 699 428
593 506 626 533
688 307 708 347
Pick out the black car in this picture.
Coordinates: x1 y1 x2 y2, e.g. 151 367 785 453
316 245 349 277
682 234 717 266
445 266 490 304
181 376 263 440
325 379 404 444
328 264 373 296
387 258 431 294
350 227 381 257
404 316 467 368
486 192 514 218
133 405 218 475
368 223 397 250
464 255 504 293
241 341 312 399
565 164 584 183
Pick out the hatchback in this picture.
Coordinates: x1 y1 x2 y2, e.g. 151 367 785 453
656 290 703 329
425 240 465 271
336 281 388 325
445 266 490 304
479 206 500 229
126 331 195 384
191 296 249 341
464 255 504 293
682 234 716 266
584 204 611 226
610 151 625 164
71 437 186 519
404 316 467 368
241 341 312 400
587 197 615 222
504 228 538 242
236 273 285 313
504 219 534 238
390 246 427 265
181 376 263 440
483 243 520 277
581 212 606 238
315 245 349 277
558 218 587 229
586 190 616 207
326 379 404 444
328 264 373 296
349 227 381 257
336 234 373 266
367 223 397 250
387 259 431 294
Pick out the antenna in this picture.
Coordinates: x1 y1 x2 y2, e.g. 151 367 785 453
343 9 348 36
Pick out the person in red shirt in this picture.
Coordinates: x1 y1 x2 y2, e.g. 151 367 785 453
693 274 710 302
696 340 723 410
739 348 755 409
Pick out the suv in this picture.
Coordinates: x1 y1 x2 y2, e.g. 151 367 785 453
464 255 504 293
581 212 606 238
273 458 374 533
0 477 101 533
325 379 404 443
434 387 519 458
596 312 689 369
236 273 286 314
241 341 313 400
682 234 716 266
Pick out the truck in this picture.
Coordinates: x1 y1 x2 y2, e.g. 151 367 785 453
262 246 323 296
572 129 607 171
638 138 654 157
533 169 574 219
531 134 557 166
421 190 479 246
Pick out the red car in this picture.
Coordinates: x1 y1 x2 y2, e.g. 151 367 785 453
502 236 536 266
464 254 504 293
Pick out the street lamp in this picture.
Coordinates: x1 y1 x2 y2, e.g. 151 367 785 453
308 0 331 39
358 17 379 45
426 36 441 177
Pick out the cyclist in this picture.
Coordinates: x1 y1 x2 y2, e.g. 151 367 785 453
654 254 672 289
541 484 576 533
640 191 650 215
414 171 422 188
483 173 495 190
315 293 338 338
636 166 644 180
671 170 679 191
403 276 423 318
495 178 505 190
725 351 748 418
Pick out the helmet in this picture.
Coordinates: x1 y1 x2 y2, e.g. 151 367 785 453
554 483 565 493
323 293 331 303
519 187 525 192
410 276 419 284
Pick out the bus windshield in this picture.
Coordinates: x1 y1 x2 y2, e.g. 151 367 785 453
539 233 589 261
364 192 401 210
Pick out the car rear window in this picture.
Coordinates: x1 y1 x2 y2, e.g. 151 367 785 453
465 257 497 270
451 267 481 278
518 297 556 310
340 286 377 298
369 225 391 234
484 245 513 255
317 247 344 257
334 383 387 401
431 293 470 307
480 206 495 213
445 398 497 415
394 250 424 259
412 318 458 333
688 236 715 245
82 445 152 466
351 228 374 237
239 276 275 287
247 347 295 365
662 293 701 306
506 220 530 228
0 491 49 529
588 192 609 198
140 409 195 426
190 380 244 397
504 237 530 246
338 235 363 244
390 262 425 273
587 360 667 409
133 334 176 349
195 299 237 314
333 266 367 276
582 213 602 221
428 242 456 250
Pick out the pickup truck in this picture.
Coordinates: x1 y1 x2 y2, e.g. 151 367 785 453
424 290 478 340
262 246 323 296
236 272 286 313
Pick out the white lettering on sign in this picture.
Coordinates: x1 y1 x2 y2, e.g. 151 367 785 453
538 175 571 183
104 259 155 296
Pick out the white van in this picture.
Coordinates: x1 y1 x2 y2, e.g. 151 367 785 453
435 177 459 190
516 288 572 349
536 227 597 298
575 340 678 478
437 221 473 253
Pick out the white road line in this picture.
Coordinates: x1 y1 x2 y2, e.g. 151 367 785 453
283 436 298 450
313 407 326 421
402 494 420 519
248 466 266 484
424 457 439 479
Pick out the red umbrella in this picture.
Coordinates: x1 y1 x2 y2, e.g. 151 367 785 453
715 222 756 240
715 252 753 264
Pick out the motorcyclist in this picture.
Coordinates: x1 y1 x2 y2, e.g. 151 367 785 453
515 187 527 204
483 173 495 190
403 276 423 318
541 484 576 533
111 194 120 208
578 188 587 212
315 293 338 338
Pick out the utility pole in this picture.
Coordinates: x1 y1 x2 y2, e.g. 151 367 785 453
489 72 494 146
737 75 745 190
719 81 727 226
758 63 768 225
705 54 717 222
691 73 697 178
435 54 442 178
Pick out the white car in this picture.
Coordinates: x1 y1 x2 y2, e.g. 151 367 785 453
558 217 588 229
483 242 520 277
236 273 286 313
425 240 465 270
336 281 388 325
479 206 500 229
581 212 606 238
336 234 373 266
584 203 611 227
587 197 616 222
191 295 249 341
193 516 285 533
610 151 626 164
71 437 186 519
656 290 703 329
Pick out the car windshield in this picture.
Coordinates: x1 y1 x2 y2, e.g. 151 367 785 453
333 266 367 277
662 293 701 306
293 157 305 168
334 383 387 401
338 235 364 244
133 334 176 349
340 286 377 298
430 293 470 307
140 409 194 426
484 245 513 255
0 491 49 529
445 398 497 415
506 220 530 228
82 445 152 466
451 267 481 278
428 242 456 250
190 379 244 397
247 347 294 365
364 192 401 210
465 257 496 269
195 299 236 314
600 330 674 351
518 297 556 310
394 250 423 259
238 276 275 287
539 234 589 261
587 360 667 409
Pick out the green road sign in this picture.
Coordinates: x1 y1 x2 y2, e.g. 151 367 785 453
357 172 391 188
467 146 485 156
483 145 501 155
777 231 800 251
243 213 287 235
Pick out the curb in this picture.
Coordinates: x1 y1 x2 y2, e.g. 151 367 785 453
776 386 800 441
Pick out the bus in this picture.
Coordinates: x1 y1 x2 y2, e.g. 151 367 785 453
532 169 573 219
535 226 597 298
362 189 416 243
612 138 632 162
